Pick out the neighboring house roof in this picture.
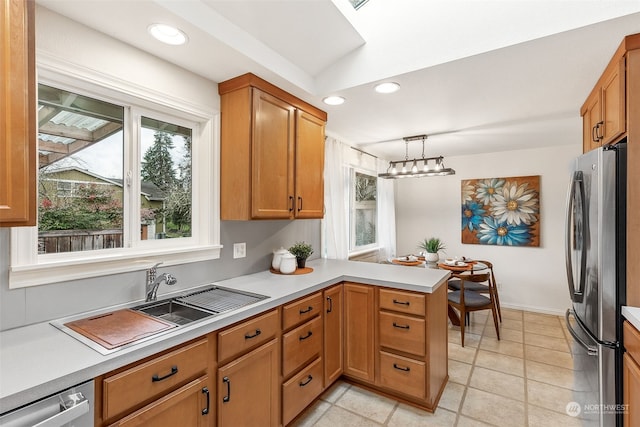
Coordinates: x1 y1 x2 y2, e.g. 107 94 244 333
41 166 165 200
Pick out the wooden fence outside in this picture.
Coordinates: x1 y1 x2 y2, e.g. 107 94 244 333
38 229 123 254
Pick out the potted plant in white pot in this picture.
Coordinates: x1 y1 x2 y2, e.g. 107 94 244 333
288 241 314 269
418 237 446 263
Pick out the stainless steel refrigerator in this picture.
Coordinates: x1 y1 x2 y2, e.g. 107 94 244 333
565 142 626 427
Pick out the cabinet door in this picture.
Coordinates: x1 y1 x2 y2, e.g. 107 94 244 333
109 376 211 427
601 58 626 145
251 89 295 219
218 339 279 427
582 92 601 153
343 283 375 382
0 0 36 226
624 353 640 427
324 284 343 386
294 110 325 219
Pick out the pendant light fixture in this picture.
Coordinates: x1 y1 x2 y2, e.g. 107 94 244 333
378 135 455 179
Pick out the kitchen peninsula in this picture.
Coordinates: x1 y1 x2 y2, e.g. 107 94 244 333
0 259 450 425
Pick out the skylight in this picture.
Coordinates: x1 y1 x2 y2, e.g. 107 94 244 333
349 0 370 11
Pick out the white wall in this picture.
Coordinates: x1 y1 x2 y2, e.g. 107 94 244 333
395 144 582 315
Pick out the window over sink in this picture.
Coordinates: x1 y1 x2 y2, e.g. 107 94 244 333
10 60 220 288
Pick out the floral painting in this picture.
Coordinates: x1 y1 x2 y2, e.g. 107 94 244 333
461 176 540 247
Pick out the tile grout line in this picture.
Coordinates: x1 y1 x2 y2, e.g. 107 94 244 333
453 313 487 427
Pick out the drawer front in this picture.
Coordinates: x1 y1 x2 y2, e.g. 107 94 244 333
379 288 425 316
282 292 323 330
282 357 324 426
379 311 425 357
282 315 322 377
379 351 425 400
625 321 640 364
218 309 279 362
103 339 208 421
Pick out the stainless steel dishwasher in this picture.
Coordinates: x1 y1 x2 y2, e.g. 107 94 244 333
0 380 94 427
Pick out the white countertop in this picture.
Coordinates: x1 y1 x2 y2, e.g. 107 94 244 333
622 306 640 331
0 259 449 414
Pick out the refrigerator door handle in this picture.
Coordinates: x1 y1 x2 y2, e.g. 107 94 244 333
565 170 587 302
565 309 598 356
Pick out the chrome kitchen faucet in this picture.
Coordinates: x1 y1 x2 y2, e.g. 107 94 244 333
145 262 177 302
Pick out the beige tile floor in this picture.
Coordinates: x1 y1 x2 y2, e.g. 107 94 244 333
292 308 590 427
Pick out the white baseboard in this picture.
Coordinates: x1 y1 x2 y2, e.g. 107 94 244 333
500 302 567 317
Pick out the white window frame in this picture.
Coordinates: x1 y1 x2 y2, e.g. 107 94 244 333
349 167 378 254
9 57 221 289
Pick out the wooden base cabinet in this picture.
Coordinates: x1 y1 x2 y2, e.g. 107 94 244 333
97 338 213 427
324 284 344 386
108 376 210 427
624 321 640 426
343 283 375 382
218 339 279 427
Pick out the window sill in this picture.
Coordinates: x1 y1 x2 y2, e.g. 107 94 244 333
9 245 222 289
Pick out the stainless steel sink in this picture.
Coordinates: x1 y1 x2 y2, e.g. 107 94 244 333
133 300 215 326
52 285 269 355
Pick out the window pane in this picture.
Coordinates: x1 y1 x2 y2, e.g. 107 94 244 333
141 117 192 240
37 84 124 254
352 172 377 248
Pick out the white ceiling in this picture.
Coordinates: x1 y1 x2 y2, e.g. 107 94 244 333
36 0 640 160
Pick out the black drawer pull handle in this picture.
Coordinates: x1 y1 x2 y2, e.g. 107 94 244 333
393 322 410 330
393 363 410 372
222 376 231 403
202 387 210 415
245 329 261 339
327 296 333 313
289 196 294 212
299 375 313 387
393 299 410 306
299 306 313 314
298 196 303 211
152 365 178 382
299 331 313 341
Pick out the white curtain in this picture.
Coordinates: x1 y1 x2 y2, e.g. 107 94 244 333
377 158 397 260
322 137 349 260
322 137 397 261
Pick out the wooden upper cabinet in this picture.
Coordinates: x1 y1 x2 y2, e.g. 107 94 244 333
0 0 37 227
295 110 325 219
600 58 626 145
251 89 295 219
581 58 625 152
582 91 602 152
219 73 327 220
581 39 633 153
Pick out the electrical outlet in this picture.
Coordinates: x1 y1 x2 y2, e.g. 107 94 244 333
233 242 246 259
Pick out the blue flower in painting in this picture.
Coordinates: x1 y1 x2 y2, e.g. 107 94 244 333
462 201 486 231
477 216 532 246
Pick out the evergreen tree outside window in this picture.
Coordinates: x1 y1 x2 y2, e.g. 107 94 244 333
141 117 192 239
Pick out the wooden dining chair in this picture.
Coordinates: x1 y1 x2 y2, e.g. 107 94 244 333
447 272 500 347
448 260 501 322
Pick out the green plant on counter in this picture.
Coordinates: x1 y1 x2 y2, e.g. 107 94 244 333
289 241 314 259
418 237 446 254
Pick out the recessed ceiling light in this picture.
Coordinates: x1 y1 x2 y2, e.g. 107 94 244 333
148 23 188 46
323 96 345 106
374 82 400 94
